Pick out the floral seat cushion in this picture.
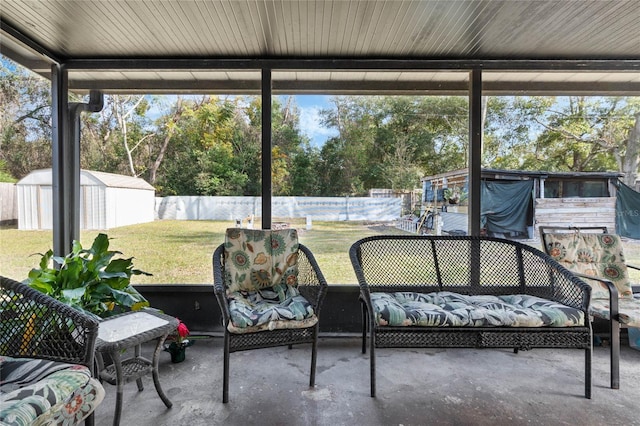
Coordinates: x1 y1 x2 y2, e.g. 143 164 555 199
227 284 317 334
542 232 634 300
589 298 640 327
224 228 317 334
370 291 585 327
0 356 105 426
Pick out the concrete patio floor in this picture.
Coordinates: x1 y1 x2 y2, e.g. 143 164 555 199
93 335 640 426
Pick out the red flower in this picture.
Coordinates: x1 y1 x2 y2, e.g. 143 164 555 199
177 321 190 338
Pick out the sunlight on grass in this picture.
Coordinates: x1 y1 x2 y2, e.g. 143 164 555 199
0 220 407 285
3 221 639 285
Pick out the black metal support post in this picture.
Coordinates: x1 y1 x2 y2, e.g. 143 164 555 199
261 69 272 229
468 69 483 237
51 64 72 257
52 69 104 257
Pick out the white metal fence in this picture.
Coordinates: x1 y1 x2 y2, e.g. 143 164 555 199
155 196 401 221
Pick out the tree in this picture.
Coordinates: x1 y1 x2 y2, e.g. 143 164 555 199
148 97 184 185
0 58 52 179
316 95 470 195
484 96 640 185
152 96 253 196
80 95 154 177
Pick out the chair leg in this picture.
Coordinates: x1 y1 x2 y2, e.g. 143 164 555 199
610 319 620 389
310 326 318 387
84 412 95 426
585 345 592 399
223 333 230 403
361 301 367 354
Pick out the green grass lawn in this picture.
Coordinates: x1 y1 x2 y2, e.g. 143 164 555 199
2 220 639 285
0 220 404 285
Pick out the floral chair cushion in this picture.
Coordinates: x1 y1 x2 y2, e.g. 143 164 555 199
370 291 585 327
227 284 317 334
0 356 105 426
542 232 633 300
589 298 640 327
224 228 299 295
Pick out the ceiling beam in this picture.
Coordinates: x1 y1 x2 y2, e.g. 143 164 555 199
0 20 62 64
66 79 640 96
63 58 640 72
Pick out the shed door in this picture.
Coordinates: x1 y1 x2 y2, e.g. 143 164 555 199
39 186 53 229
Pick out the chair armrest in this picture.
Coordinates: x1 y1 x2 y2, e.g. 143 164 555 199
212 244 232 326
570 272 620 323
297 244 329 316
0 276 99 369
626 262 640 272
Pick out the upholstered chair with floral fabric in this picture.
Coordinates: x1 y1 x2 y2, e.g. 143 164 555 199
0 276 105 426
213 228 328 403
540 226 640 390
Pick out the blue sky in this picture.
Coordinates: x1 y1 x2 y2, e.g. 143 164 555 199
285 95 338 148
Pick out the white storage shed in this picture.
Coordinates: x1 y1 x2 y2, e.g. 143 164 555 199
17 169 155 230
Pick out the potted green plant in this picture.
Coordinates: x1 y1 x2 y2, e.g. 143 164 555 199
444 187 468 205
25 233 151 319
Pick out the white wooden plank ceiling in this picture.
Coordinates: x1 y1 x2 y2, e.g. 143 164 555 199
2 1 640 94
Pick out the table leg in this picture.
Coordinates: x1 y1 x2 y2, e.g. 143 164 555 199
134 344 144 391
111 351 124 426
152 333 173 408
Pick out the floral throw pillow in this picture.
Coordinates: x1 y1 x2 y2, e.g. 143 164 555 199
543 232 633 300
224 228 299 294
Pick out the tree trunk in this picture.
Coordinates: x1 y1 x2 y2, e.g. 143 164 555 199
149 97 183 184
622 111 640 187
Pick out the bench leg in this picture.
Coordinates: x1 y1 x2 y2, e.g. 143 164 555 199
370 328 376 398
610 318 620 389
585 345 592 399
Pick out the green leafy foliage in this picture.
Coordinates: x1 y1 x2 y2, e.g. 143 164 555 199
25 233 151 318
3 55 640 194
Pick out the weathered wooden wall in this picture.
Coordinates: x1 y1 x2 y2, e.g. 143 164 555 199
534 197 616 234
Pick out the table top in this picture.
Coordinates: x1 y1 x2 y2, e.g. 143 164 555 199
96 310 179 352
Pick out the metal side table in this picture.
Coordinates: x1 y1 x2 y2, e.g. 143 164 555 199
95 310 178 426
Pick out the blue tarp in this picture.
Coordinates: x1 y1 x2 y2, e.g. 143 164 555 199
481 180 533 235
615 181 640 239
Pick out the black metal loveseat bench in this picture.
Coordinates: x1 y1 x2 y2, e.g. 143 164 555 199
349 235 593 399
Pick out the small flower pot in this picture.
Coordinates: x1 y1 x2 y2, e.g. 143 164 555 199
164 340 194 363
169 345 186 363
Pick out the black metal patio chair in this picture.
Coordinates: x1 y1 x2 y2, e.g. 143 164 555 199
212 228 328 403
539 226 640 389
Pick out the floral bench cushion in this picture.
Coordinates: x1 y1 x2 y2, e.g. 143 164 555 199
542 232 633 300
370 291 585 327
224 228 299 294
0 356 105 426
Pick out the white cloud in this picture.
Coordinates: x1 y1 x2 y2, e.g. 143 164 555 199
298 105 338 147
